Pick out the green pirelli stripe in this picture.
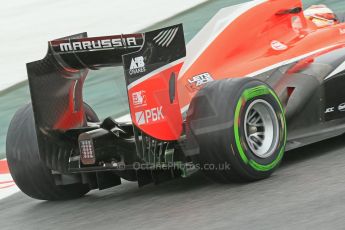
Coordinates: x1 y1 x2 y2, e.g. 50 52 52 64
243 85 270 101
233 85 287 172
234 97 248 164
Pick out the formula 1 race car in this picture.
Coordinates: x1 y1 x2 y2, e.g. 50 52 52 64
6 0 345 200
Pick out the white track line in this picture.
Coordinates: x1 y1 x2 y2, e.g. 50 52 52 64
0 159 19 200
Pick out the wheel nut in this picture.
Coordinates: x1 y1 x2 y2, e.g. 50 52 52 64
249 126 257 134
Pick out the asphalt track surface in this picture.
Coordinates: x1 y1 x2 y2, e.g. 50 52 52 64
1 136 345 230
2 0 345 229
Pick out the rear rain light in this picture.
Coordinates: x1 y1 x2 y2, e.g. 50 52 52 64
79 139 96 165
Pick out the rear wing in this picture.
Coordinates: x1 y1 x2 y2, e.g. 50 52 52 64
27 24 185 164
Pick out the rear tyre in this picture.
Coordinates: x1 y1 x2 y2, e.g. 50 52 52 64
187 78 286 182
6 103 98 200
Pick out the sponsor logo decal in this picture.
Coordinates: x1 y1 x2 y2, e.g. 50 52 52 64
186 73 214 92
338 103 345 112
135 106 164 125
339 28 345 35
129 56 146 75
132 90 147 108
325 107 335 114
271 40 288 51
59 37 139 52
153 27 179 47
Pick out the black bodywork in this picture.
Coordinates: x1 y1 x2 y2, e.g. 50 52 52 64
260 46 345 150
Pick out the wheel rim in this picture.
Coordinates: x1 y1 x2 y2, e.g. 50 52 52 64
244 99 279 159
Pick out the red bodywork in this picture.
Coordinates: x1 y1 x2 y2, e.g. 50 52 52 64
128 0 345 141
